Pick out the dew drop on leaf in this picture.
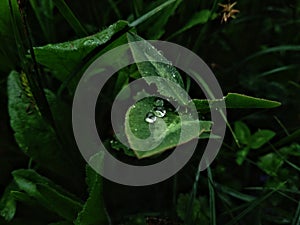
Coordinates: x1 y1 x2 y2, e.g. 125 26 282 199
145 112 157 123
153 106 166 118
154 98 164 107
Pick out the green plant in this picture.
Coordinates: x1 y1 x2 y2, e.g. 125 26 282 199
0 0 299 225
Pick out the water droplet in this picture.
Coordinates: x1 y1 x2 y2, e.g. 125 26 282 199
145 112 157 123
154 98 164 107
158 50 164 55
83 39 98 46
153 106 166 118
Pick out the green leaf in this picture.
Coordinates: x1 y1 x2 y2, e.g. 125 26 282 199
125 97 212 159
127 32 187 105
12 169 83 221
9 191 37 205
7 71 74 175
234 121 251 145
257 153 284 176
34 20 128 83
225 93 282 108
75 152 110 225
279 143 300 157
193 92 281 113
168 9 217 39
0 183 17 221
249 130 276 149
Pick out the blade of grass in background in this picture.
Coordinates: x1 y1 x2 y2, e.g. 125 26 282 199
234 45 300 71
52 0 88 36
207 167 216 225
225 182 285 225
167 9 217 40
184 169 200 225
257 64 300 78
129 0 177 27
292 201 300 225
108 0 121 19
29 0 55 42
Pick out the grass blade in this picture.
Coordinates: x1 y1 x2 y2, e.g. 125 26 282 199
292 201 300 225
207 167 216 225
257 64 299 78
52 0 87 36
225 182 285 225
129 0 177 27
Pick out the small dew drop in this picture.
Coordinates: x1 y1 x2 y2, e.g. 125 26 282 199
154 98 164 107
145 112 157 123
83 39 97 46
153 106 166 118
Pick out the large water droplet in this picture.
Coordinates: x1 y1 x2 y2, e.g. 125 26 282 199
153 106 166 118
145 112 157 123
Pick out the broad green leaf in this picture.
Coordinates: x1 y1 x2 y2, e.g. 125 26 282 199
125 97 212 159
193 92 281 113
12 169 83 221
7 71 74 175
168 9 218 39
0 183 17 221
249 130 276 149
75 152 110 225
257 153 284 176
234 121 251 145
127 32 187 105
34 20 128 83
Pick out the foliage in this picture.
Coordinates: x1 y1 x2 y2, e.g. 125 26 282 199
0 0 299 225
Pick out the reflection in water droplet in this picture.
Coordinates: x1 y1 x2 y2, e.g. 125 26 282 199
153 106 166 118
145 112 157 123
154 98 164 107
